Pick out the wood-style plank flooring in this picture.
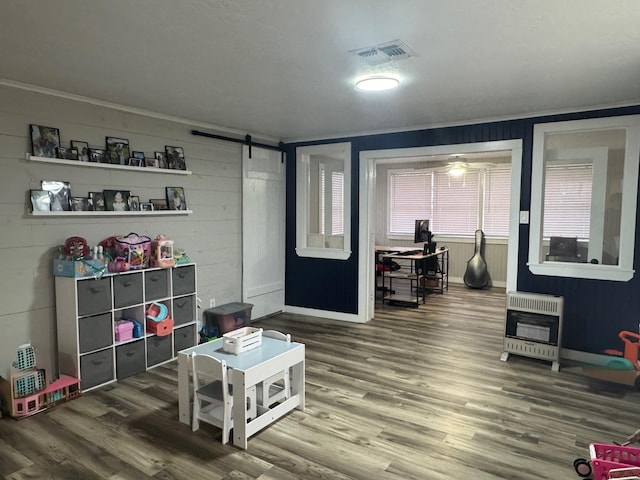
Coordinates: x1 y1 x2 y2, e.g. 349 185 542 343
2 285 640 479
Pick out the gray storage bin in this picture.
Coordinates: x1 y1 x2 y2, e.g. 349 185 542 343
80 348 114 390
78 313 112 354
173 324 196 355
77 278 112 316
172 265 195 296
145 269 169 301
173 295 194 325
113 272 143 308
116 340 146 379
146 335 172 366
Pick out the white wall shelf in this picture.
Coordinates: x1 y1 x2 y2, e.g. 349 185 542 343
30 210 192 217
26 154 192 175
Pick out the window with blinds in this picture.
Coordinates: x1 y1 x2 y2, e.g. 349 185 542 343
388 171 432 235
320 167 344 235
388 166 512 238
483 167 512 236
543 164 593 240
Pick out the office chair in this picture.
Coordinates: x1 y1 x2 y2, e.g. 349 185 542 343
256 330 291 407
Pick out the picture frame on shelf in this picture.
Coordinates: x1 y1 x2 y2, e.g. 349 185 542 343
30 189 51 212
132 151 145 160
56 146 78 161
30 124 60 158
149 198 167 210
89 147 108 163
88 191 106 211
104 189 130 211
41 180 71 211
128 195 140 211
166 186 187 210
71 141 90 162
155 151 168 169
106 136 130 165
140 202 154 212
128 157 142 167
165 145 186 170
70 197 90 211
145 157 159 168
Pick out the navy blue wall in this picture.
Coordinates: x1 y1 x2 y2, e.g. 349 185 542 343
285 105 640 354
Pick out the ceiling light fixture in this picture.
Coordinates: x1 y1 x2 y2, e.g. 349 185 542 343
354 74 400 92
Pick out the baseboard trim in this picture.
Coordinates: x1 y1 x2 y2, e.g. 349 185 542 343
284 305 365 323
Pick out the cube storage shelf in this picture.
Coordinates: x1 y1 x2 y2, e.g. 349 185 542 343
56 264 198 392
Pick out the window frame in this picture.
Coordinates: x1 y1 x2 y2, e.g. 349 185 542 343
528 115 640 281
295 142 351 260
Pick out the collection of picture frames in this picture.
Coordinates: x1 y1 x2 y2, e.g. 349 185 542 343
30 180 187 213
29 124 188 170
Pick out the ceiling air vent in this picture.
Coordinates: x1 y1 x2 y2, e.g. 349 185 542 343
349 39 416 66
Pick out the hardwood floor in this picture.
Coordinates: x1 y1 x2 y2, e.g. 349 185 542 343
2 285 639 479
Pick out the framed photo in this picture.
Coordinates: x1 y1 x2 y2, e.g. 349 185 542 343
149 198 168 210
106 136 130 165
145 157 159 168
88 191 106 211
30 124 60 158
103 190 130 211
71 141 90 162
89 148 108 163
30 189 51 212
166 187 187 210
42 180 71 211
71 197 90 211
155 151 168 169
57 146 78 161
132 151 145 160
140 202 154 212
165 146 186 170
128 157 141 167
128 195 140 211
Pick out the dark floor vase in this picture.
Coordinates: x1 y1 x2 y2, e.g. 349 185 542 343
464 229 489 289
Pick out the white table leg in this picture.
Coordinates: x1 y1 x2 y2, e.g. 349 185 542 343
231 369 248 449
291 359 305 411
177 352 190 425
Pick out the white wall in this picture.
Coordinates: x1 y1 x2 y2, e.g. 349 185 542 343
0 85 245 378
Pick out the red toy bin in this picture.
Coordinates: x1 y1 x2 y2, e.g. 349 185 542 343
590 443 640 480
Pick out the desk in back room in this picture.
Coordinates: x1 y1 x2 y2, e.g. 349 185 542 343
375 246 449 306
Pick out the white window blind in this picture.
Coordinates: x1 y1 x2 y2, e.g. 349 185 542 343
331 171 344 235
388 171 431 235
483 167 512 236
432 171 480 235
543 164 593 239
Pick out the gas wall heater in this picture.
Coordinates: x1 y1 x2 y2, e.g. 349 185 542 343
500 291 563 371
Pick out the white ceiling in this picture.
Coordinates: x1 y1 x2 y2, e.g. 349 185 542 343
2 1 640 143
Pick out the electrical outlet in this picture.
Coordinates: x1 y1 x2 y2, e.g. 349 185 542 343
209 298 215 308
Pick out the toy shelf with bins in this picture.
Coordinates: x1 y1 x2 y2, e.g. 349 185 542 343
26 154 192 175
55 264 198 392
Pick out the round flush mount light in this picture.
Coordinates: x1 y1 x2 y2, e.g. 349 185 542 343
354 74 400 92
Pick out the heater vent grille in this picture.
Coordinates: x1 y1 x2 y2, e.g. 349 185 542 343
507 291 563 315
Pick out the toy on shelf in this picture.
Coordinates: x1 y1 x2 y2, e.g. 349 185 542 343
151 235 175 268
115 232 151 270
108 256 130 273
174 248 190 265
146 302 174 336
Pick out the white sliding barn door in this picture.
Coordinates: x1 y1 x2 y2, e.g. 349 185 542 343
242 145 286 319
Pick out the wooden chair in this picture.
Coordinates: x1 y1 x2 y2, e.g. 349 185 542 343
256 330 291 407
191 353 234 444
